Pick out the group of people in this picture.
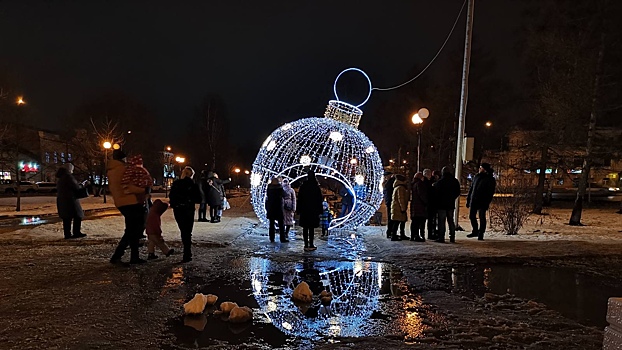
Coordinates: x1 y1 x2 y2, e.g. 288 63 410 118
265 170 326 251
383 163 496 243
197 171 230 223
56 148 226 264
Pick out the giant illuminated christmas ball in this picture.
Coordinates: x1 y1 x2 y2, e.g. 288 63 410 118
251 68 384 230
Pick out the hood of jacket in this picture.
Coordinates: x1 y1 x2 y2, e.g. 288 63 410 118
393 178 407 188
152 199 169 215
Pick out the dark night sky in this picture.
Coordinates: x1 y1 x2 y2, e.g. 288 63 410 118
0 0 524 158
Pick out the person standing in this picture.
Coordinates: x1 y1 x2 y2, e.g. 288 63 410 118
423 169 437 240
56 163 87 239
205 178 224 223
389 174 409 241
383 173 395 238
433 166 461 243
209 172 230 222
466 163 497 240
282 178 296 235
108 150 149 264
338 185 354 218
409 172 427 242
197 171 209 222
297 170 323 251
169 166 202 262
266 177 288 243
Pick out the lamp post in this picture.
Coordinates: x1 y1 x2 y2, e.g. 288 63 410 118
234 168 241 189
103 141 112 203
175 156 185 177
15 97 26 212
411 108 429 172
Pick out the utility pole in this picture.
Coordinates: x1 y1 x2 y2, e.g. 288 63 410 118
454 0 475 227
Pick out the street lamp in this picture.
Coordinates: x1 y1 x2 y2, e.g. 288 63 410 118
15 97 26 211
102 141 113 203
411 108 429 172
175 156 185 177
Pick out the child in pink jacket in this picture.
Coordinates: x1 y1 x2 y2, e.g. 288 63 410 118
146 199 174 259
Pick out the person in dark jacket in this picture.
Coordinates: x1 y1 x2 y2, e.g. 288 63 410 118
433 166 461 243
210 173 231 222
169 166 202 262
297 170 323 251
56 163 87 239
423 169 437 240
339 186 354 218
383 173 395 238
197 171 209 222
409 172 427 242
266 177 288 243
466 163 497 240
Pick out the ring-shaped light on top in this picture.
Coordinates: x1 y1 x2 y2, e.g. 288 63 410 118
333 67 373 108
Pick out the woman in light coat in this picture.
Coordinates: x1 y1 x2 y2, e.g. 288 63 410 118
390 174 409 241
282 178 296 235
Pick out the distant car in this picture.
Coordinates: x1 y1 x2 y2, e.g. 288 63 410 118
36 182 57 194
0 180 39 194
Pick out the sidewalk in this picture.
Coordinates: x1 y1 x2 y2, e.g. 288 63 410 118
0 195 116 217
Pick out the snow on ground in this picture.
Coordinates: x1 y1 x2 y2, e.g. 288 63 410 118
2 193 621 253
0 194 115 216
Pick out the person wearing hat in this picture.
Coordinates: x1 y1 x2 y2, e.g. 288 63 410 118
108 149 150 264
466 163 497 240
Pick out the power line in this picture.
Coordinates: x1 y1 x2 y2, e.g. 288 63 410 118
372 0 468 92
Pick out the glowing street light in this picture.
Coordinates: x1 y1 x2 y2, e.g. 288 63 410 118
234 168 241 173
166 146 172 151
412 108 430 172
244 170 250 175
17 97 25 105
485 121 492 128
102 141 115 204
175 156 185 163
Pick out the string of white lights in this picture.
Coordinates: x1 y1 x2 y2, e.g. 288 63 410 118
372 0 468 91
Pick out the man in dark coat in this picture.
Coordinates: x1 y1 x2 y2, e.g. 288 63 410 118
466 163 497 240
383 173 395 238
266 177 288 243
297 170 323 251
56 163 87 239
433 166 461 243
423 169 437 240
409 172 427 242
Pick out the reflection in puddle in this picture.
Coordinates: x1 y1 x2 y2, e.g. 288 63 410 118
21 217 46 226
165 258 433 348
160 266 184 297
452 265 622 328
249 258 427 340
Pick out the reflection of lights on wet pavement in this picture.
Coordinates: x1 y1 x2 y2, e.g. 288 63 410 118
160 266 184 297
452 267 457 288
248 257 430 340
21 217 45 226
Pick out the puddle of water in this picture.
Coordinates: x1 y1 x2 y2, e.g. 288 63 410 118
165 258 434 348
451 265 622 328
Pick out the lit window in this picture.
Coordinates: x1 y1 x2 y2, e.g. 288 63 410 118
53 152 58 163
45 152 50 163
61 152 65 163
68 153 72 161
